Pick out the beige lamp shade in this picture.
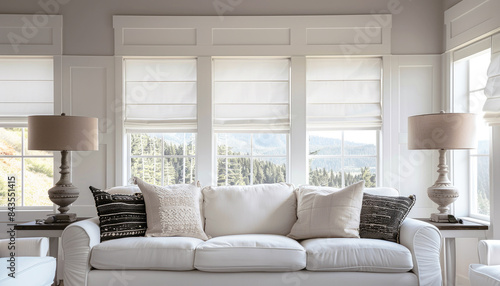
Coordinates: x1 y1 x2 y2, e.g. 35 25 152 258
408 112 477 150
28 115 98 151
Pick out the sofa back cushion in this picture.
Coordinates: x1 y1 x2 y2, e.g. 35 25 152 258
202 183 296 237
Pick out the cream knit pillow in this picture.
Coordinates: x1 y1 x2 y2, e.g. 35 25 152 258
135 177 208 240
288 181 365 239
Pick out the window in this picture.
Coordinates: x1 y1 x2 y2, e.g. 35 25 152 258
213 58 290 185
129 133 196 185
124 58 197 184
0 57 54 207
453 45 491 220
468 51 491 218
0 128 53 206
306 58 382 187
309 130 377 187
216 133 287 185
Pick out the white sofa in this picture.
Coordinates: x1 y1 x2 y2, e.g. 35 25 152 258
62 186 442 286
0 237 56 286
469 240 500 286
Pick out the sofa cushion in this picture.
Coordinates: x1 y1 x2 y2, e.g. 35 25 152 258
89 186 147 241
135 177 208 240
202 183 296 237
301 238 413 272
90 236 204 270
0 256 56 286
360 193 416 243
288 181 365 240
194 234 306 272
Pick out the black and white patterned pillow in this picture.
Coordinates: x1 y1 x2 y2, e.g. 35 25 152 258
90 186 147 242
359 193 416 243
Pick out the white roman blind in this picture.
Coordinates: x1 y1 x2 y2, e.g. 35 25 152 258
306 57 382 130
124 58 197 132
0 57 54 125
483 51 500 125
213 58 290 132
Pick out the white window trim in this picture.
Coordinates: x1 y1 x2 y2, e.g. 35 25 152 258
215 133 289 186
451 41 492 220
307 130 380 187
115 15 393 187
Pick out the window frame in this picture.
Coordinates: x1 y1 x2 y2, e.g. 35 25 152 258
0 56 56 209
452 46 492 221
307 130 380 188
0 127 54 208
127 132 197 185
215 132 289 186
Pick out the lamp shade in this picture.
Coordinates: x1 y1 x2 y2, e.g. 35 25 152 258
28 115 98 151
408 112 477 150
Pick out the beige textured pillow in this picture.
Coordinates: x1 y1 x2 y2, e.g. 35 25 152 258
135 177 208 240
288 181 365 240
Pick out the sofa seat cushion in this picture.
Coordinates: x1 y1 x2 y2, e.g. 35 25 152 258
0 256 56 286
90 237 204 270
194 234 306 272
301 238 413 272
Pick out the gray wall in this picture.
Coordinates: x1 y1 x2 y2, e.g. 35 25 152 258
0 0 460 55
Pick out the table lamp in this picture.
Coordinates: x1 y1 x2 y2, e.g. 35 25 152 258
28 113 98 222
408 111 476 222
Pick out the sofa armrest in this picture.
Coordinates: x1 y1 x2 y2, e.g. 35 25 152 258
62 217 100 286
478 240 500 265
400 218 442 286
0 237 49 257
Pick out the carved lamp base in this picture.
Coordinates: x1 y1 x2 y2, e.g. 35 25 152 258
428 149 459 222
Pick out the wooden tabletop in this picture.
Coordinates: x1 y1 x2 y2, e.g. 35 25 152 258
415 218 488 231
14 217 90 231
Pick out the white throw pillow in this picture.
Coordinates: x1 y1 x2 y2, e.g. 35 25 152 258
288 181 365 239
105 185 140 195
135 177 208 240
202 183 296 237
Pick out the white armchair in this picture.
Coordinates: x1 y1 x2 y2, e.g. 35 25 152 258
0 237 56 286
469 240 500 286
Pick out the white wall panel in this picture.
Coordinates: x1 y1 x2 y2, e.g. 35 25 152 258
387 55 442 217
61 56 115 216
114 15 392 56
445 0 500 51
0 14 62 55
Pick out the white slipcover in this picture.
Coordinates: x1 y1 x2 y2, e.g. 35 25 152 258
194 234 306 272
301 238 413 272
90 236 203 270
202 183 296 237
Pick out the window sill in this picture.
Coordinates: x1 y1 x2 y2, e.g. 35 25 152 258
461 216 490 226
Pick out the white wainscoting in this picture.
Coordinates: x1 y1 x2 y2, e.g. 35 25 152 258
113 15 392 56
0 14 62 55
445 0 500 51
61 56 116 217
386 55 443 217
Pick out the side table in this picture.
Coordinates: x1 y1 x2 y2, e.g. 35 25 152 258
14 217 89 286
416 218 488 286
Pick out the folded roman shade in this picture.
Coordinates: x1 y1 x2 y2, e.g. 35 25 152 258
306 58 382 130
483 51 500 125
124 58 197 132
0 57 54 126
213 58 290 132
